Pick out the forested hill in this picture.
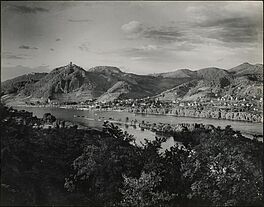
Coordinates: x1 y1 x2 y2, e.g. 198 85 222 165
1 62 263 104
1 104 263 206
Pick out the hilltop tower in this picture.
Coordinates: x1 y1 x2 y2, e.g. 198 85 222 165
69 62 73 67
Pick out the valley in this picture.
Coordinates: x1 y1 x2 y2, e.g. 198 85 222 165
2 62 263 123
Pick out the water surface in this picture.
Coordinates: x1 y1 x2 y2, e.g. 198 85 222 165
14 106 263 136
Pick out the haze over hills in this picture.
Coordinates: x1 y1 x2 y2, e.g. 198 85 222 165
1 62 263 105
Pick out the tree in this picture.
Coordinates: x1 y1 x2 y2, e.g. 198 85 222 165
64 122 140 205
43 113 56 123
119 171 174 207
182 128 263 206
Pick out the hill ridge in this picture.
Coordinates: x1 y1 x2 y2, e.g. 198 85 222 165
1 62 263 104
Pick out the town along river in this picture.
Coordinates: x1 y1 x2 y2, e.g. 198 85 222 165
13 106 263 149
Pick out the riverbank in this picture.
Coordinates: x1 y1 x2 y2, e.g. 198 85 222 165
9 103 263 124
11 105 263 141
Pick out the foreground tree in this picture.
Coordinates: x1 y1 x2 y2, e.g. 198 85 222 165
182 127 263 206
1 104 263 206
119 171 174 207
64 122 141 205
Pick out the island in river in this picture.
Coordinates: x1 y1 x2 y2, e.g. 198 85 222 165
13 105 263 142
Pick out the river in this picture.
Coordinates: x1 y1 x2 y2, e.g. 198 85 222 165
13 106 263 149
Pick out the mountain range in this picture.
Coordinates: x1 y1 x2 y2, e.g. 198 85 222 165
1 62 263 105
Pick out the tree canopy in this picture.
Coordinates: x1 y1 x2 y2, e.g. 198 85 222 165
1 104 263 206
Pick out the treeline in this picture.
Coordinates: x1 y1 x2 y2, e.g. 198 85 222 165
1 104 263 206
128 107 263 122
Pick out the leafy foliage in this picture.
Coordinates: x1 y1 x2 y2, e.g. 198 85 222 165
182 126 263 206
1 104 263 206
119 171 174 207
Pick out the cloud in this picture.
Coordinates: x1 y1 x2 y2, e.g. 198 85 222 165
121 4 262 50
143 27 184 42
121 21 184 42
121 21 144 37
56 38 61 41
186 3 262 46
68 19 91 23
139 45 159 51
79 43 89 52
198 17 261 44
175 42 197 51
126 43 194 55
2 52 29 60
19 45 38 50
3 55 26 60
8 5 49 14
118 45 175 63
130 57 149 61
102 39 197 63
51 2 79 11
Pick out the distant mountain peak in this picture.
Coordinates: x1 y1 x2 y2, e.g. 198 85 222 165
50 63 86 74
242 62 251 65
2 62 262 104
88 66 123 74
149 69 197 78
235 62 253 68
229 62 263 76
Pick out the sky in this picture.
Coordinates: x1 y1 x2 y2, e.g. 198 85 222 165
1 1 263 81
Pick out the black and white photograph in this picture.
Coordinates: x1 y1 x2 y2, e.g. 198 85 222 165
1 1 263 206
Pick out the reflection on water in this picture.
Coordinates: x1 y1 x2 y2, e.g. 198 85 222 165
14 106 263 148
121 126 182 152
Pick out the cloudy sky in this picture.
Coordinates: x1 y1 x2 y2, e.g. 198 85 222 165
1 1 263 81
